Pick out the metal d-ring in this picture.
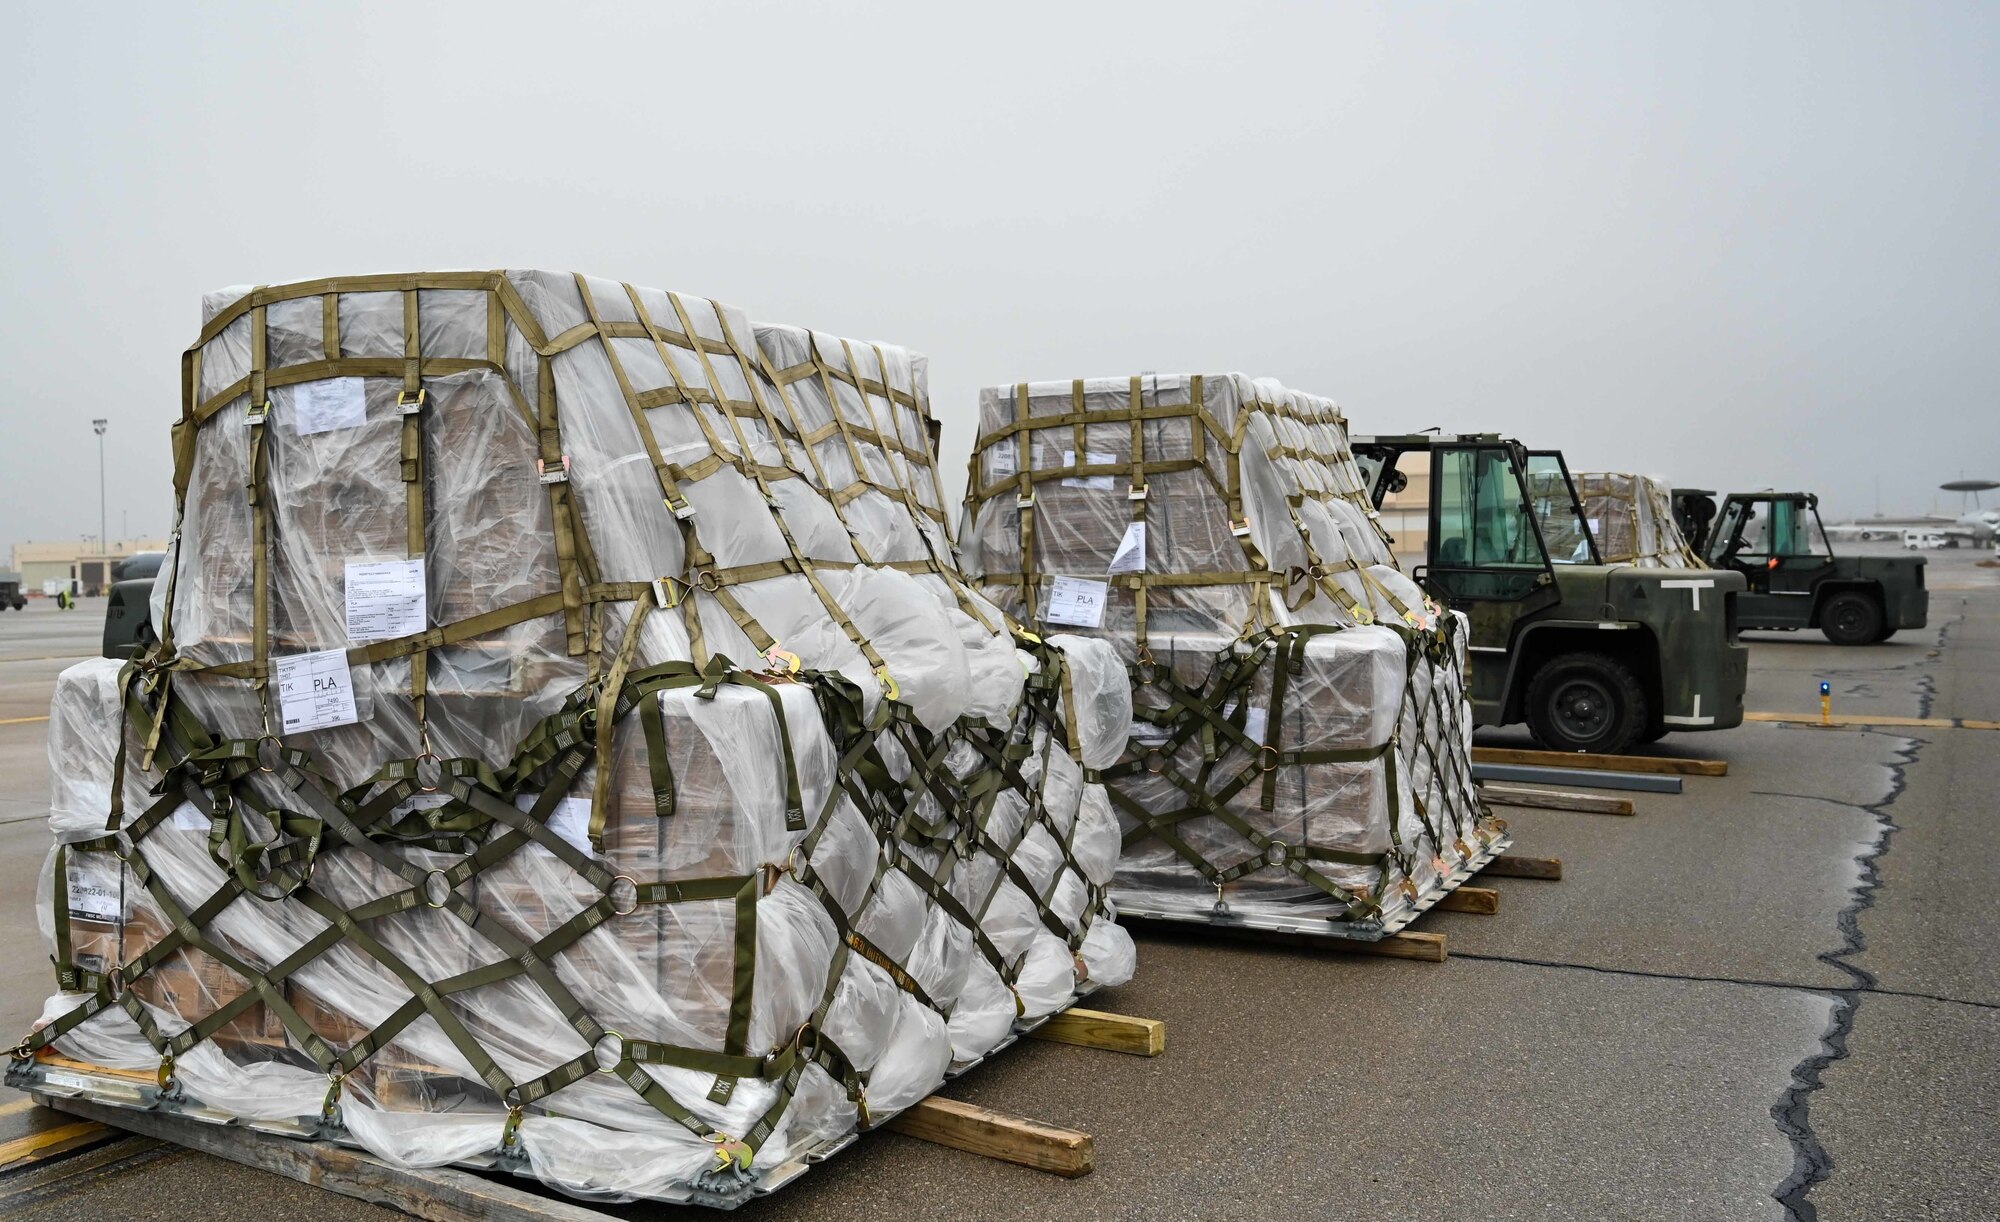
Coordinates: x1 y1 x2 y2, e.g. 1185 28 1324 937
594 1029 626 1074
609 875 640 916
414 751 444 794
256 733 284 773
423 869 451 909
1258 745 1281 773
695 570 722 593
1133 646 1158 685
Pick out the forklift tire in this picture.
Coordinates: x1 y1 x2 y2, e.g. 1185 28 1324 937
1821 591 1884 645
1523 652 1649 755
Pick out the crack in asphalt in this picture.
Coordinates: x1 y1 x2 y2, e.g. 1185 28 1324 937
1447 949 1999 1012
1768 606 1961 1220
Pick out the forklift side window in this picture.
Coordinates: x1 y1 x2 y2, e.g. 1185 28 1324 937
1429 447 1551 601
1523 454 1597 565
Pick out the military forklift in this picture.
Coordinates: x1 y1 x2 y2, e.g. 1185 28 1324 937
1672 490 1926 644
1354 434 1748 754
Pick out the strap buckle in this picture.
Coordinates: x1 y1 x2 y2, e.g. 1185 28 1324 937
665 493 698 520
1229 517 1251 537
1015 492 1035 509
536 456 571 484
397 388 427 415
245 400 272 426
1127 484 1149 501
650 576 687 608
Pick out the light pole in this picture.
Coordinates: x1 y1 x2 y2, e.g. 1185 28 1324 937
92 419 107 593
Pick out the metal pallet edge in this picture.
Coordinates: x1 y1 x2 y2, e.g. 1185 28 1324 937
1113 834 1515 944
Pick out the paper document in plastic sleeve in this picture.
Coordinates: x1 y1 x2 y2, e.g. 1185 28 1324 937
516 794 595 856
277 649 360 733
292 377 367 436
1222 701 1269 743
1107 522 1146 574
1061 450 1116 490
345 557 427 642
1045 577 1108 627
65 857 122 923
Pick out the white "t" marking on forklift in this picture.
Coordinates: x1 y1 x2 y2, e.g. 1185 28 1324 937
1658 578 1716 612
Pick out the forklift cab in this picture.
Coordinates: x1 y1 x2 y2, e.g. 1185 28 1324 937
1354 433 1748 752
1698 490 1926 642
1706 493 1832 599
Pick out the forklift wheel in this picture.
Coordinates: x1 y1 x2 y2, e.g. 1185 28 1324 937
1524 652 1648 755
1821 591 1884 645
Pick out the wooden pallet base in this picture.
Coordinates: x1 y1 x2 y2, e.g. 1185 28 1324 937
1024 1008 1166 1057
885 1097 1091 1177
8 996 1166 1215
35 1092 613 1222
1480 782 1636 816
0 1116 119 1172
1481 853 1564 880
1435 885 1500 915
1473 746 1726 777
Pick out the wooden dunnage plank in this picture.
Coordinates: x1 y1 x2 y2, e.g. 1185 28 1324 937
38 1094 613 1222
1346 930 1447 962
1480 854 1564 881
1473 746 1726 777
884 1097 1093 1178
1434 885 1500 915
0 1119 117 1170
1481 783 1635 816
1026 1009 1165 1057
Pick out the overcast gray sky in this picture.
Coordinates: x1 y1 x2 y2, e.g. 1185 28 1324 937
4 0 1995 551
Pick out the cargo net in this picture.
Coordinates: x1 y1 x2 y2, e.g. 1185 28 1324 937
16 272 1135 1205
960 375 1504 930
1534 471 1706 569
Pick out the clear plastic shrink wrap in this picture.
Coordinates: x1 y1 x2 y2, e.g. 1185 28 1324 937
1533 471 1705 568
960 375 1504 932
21 272 1133 1206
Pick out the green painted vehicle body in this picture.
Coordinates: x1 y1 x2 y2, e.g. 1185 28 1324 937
1355 434 1748 749
1457 563 1747 732
1678 490 1928 642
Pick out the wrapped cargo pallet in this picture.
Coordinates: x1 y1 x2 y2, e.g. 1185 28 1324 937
1535 471 1706 568
14 272 1135 1207
960 375 1506 939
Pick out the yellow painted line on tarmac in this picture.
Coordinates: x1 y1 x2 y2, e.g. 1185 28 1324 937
1746 711 1999 731
0 1097 37 1119
0 716 50 726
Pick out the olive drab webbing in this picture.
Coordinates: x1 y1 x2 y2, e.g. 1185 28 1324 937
961 374 1504 922
19 273 1129 1194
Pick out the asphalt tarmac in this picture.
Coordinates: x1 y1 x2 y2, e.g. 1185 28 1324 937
0 551 1995 1219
